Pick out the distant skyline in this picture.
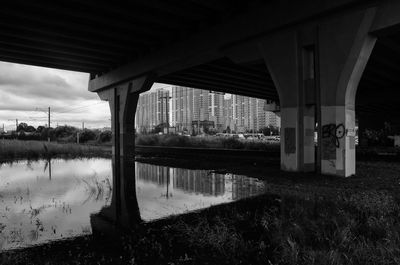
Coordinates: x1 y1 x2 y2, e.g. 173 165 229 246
0 61 171 131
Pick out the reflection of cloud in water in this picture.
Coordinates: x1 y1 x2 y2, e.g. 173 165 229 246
0 159 265 250
0 158 112 250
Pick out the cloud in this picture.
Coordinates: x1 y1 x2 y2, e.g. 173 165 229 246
0 62 96 101
0 62 107 129
0 61 168 130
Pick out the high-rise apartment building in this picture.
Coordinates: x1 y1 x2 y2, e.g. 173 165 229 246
171 87 225 133
135 88 169 133
223 96 234 131
171 86 194 131
232 95 252 133
136 85 280 134
208 91 224 131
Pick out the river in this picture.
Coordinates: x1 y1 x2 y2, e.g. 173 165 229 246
0 158 266 250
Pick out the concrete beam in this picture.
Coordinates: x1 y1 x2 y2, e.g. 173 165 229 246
89 0 369 92
371 0 400 35
97 74 155 101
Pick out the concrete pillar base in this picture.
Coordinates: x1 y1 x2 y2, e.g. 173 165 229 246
321 106 356 177
280 107 299 171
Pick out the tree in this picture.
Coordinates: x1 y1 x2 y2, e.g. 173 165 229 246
17 122 28 132
36 126 45 133
151 124 163 134
54 125 78 139
260 125 279 136
98 130 112 143
79 129 97 143
26 125 36 132
40 127 55 141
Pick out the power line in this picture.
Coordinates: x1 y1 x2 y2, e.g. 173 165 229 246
52 101 105 113
54 101 106 114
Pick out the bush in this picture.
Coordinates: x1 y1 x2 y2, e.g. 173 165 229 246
98 130 112 143
0 139 109 160
134 134 276 151
79 129 97 143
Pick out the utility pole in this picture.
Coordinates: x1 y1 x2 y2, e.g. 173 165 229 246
48 107 51 128
47 107 51 142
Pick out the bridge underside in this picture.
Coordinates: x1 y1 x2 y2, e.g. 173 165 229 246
2 0 400 183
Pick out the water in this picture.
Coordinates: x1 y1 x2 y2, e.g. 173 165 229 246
0 158 266 250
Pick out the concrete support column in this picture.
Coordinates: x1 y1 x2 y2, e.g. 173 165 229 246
93 75 154 229
259 30 316 173
280 107 300 171
320 106 356 176
318 8 376 177
303 105 316 172
260 7 377 177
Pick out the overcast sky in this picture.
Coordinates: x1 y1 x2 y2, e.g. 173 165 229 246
0 61 169 131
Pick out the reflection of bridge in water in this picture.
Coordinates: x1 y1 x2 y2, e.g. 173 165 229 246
135 163 264 200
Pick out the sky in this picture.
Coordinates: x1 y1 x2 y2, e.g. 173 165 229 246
0 61 169 131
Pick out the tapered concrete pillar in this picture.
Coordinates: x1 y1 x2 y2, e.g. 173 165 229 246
93 75 154 229
318 9 376 177
260 8 377 177
259 30 316 173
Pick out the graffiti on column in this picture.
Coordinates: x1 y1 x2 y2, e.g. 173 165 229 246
322 123 345 147
321 123 345 160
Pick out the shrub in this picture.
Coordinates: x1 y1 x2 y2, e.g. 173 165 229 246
98 130 112 143
79 129 97 143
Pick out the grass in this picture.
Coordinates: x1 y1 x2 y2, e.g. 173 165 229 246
137 192 400 265
2 191 400 265
3 160 400 264
80 173 112 204
0 139 111 161
135 134 279 151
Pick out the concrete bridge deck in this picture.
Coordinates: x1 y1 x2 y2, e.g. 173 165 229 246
2 0 400 227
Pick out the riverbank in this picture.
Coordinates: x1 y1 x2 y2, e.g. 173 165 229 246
2 185 400 264
3 138 399 165
2 159 400 264
0 139 111 162
135 134 279 150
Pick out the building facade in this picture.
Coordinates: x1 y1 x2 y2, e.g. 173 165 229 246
135 88 170 133
136 85 281 134
171 86 194 132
